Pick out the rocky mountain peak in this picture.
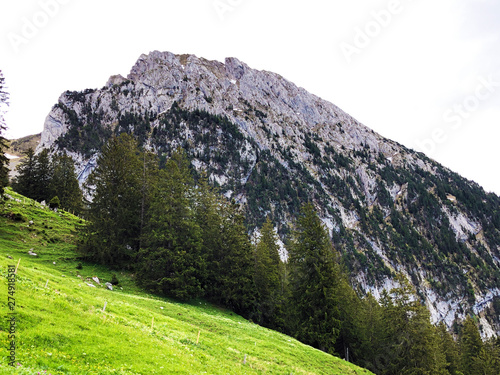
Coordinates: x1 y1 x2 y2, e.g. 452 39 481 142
36 50 500 337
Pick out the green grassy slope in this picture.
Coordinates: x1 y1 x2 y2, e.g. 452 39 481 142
0 188 373 375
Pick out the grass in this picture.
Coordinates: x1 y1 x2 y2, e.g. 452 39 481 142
0 188 374 374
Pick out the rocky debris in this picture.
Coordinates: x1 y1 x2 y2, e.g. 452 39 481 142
28 249 37 256
86 283 96 288
92 276 100 284
105 282 113 291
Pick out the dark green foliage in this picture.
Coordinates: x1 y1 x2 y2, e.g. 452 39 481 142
254 217 286 329
194 172 257 316
460 316 484 375
137 148 204 300
79 133 144 267
206 202 257 315
437 322 461 375
50 153 83 214
287 203 342 354
376 275 448 375
12 148 38 199
49 196 60 209
12 149 83 213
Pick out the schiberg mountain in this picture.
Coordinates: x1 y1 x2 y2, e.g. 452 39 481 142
37 51 500 336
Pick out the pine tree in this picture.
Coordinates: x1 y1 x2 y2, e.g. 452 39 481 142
194 171 221 296
50 153 83 213
0 70 9 197
287 203 342 354
137 148 204 300
460 316 484 375
254 217 286 329
356 292 386 372
12 148 37 199
195 171 257 316
213 200 257 316
32 148 53 202
380 274 448 375
478 337 500 375
79 133 143 267
437 322 460 375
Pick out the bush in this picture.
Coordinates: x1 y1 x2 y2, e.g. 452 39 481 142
49 196 60 209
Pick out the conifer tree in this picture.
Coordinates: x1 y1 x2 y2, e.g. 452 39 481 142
195 171 257 316
287 203 342 354
12 148 37 198
194 171 221 294
460 316 484 375
213 200 257 316
32 148 53 202
437 322 460 375
80 133 143 267
356 293 386 372
380 274 448 375
254 217 284 328
137 148 204 300
50 153 83 213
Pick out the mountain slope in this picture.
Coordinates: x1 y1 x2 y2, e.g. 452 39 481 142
37 51 500 336
0 188 372 374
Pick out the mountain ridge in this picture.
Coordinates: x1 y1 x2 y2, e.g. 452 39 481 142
36 50 500 337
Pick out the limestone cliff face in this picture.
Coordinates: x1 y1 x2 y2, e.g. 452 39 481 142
38 51 500 337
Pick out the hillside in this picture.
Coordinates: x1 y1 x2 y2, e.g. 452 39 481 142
35 51 500 336
0 188 372 374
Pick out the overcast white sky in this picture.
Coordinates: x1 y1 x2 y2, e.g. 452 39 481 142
1 0 499 194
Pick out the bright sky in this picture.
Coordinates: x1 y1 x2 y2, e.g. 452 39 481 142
1 0 499 194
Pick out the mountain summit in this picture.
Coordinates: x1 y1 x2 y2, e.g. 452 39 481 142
38 51 500 336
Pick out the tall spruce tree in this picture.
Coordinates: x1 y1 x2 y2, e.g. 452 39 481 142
380 274 448 375
50 153 83 213
32 148 53 202
287 203 342 354
356 293 386 372
437 321 460 375
460 316 485 375
12 148 37 199
137 148 204 300
212 200 257 316
254 217 285 329
195 171 257 316
79 133 143 267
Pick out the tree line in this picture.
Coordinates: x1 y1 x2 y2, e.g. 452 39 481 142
76 133 499 375
11 148 83 213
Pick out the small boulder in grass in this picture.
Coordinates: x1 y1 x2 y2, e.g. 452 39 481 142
105 282 113 291
92 276 100 284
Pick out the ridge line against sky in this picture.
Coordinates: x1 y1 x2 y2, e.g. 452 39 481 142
1 0 499 194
